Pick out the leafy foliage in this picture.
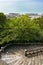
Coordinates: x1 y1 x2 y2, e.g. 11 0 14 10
0 13 43 45
0 13 7 28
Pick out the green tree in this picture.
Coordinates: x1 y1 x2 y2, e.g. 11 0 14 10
0 13 7 28
0 14 43 45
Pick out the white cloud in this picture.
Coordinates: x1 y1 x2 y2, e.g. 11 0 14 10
0 0 18 13
0 0 27 2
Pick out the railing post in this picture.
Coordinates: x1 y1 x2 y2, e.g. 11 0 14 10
0 49 1 58
25 49 28 56
1 47 4 52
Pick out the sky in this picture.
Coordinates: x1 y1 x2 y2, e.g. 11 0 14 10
0 0 43 14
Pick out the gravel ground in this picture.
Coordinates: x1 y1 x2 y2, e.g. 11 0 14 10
0 46 43 65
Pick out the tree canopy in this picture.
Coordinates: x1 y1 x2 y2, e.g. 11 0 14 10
0 13 43 45
0 13 7 28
